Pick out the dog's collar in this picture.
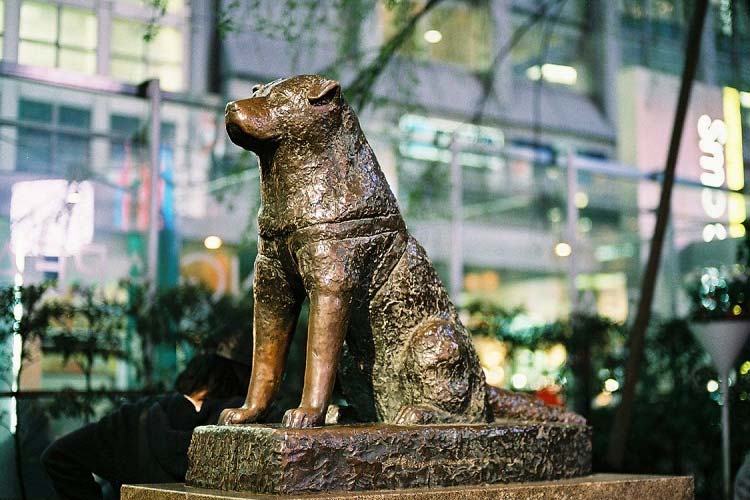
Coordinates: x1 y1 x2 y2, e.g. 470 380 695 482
260 213 406 245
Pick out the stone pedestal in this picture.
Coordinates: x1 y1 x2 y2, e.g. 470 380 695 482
122 474 694 499
185 422 590 494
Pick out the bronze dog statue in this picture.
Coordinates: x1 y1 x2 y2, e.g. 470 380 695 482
219 74 491 428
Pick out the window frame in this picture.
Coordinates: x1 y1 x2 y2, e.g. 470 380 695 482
16 97 92 176
110 0 189 91
379 0 495 72
18 0 98 74
10 0 190 91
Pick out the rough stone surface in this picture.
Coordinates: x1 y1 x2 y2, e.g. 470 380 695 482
185 422 591 494
122 474 694 500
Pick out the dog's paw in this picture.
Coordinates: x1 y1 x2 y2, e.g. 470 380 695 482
282 407 325 428
218 406 260 425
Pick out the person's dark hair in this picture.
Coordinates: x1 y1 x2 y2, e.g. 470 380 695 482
174 353 250 399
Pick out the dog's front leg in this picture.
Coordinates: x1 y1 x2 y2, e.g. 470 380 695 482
282 289 351 428
219 254 302 425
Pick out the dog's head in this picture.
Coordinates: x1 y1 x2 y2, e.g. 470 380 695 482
225 75 343 155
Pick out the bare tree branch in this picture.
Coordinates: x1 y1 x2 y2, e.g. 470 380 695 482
346 0 445 111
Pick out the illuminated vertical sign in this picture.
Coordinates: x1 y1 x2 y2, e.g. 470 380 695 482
698 87 746 242
723 87 746 238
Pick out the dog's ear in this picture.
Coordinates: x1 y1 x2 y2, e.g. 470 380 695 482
308 79 340 106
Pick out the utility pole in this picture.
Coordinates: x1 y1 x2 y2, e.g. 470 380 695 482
565 149 579 314
449 134 464 303
606 0 709 471
145 79 161 296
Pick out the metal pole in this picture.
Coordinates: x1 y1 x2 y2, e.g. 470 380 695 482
722 371 731 500
449 134 463 303
565 149 578 314
146 79 161 295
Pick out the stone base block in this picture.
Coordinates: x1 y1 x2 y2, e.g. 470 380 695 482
122 474 693 499
185 422 591 494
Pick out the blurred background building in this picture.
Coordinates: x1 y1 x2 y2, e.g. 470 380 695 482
0 0 747 496
0 0 744 321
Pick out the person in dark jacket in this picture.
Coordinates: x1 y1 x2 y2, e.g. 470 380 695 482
41 351 250 500
737 452 750 500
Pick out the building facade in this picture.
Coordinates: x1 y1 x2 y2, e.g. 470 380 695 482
0 0 744 349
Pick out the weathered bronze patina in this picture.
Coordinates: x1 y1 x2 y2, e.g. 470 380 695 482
181 75 591 496
219 74 584 430
186 422 592 494
220 75 490 428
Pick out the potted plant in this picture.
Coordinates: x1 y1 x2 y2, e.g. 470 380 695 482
685 222 750 500
686 222 750 375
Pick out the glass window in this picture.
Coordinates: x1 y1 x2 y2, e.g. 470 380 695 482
714 0 750 88
16 99 91 176
109 115 175 167
111 19 185 91
510 8 591 94
19 99 53 123
18 1 97 75
381 1 492 72
618 0 691 76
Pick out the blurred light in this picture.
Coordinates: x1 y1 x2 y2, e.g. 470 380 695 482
595 243 635 262
723 88 744 191
482 348 503 367
741 91 750 108
533 375 551 391
11 180 94 257
578 217 592 233
554 242 572 257
484 366 505 386
546 343 567 369
10 334 22 434
724 88 746 238
604 378 619 392
526 64 578 86
740 361 750 375
733 305 743 316
423 30 443 44
574 192 589 208
548 207 562 223
204 236 222 250
730 221 747 238
66 190 81 204
511 373 528 389
703 223 727 242
13 303 23 321
707 379 719 392
593 391 613 408
657 1 673 15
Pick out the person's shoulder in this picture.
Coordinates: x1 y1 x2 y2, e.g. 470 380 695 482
98 393 165 423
